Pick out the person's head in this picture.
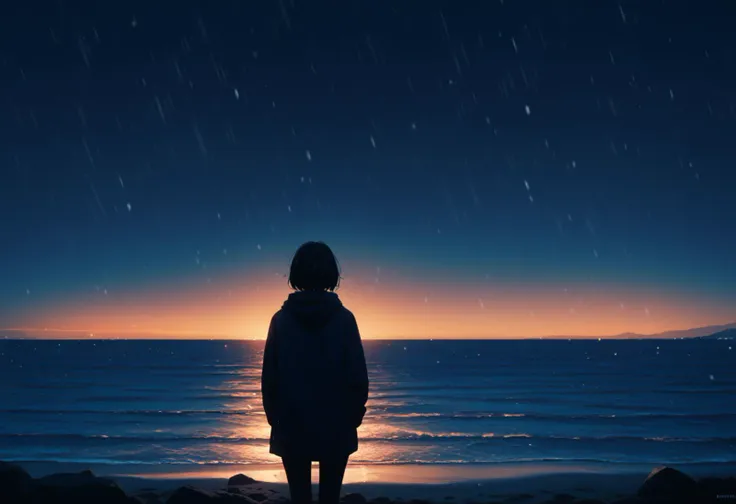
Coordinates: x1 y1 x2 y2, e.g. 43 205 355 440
288 241 341 291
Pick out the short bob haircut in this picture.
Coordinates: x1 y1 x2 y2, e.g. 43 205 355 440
288 241 341 291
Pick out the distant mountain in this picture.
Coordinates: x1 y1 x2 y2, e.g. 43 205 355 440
696 328 736 340
613 322 736 340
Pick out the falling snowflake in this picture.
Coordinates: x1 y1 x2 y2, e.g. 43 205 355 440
524 105 531 115
126 203 132 211
305 150 312 161
370 135 376 148
234 88 240 100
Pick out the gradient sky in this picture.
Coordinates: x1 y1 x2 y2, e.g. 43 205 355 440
1 1 735 339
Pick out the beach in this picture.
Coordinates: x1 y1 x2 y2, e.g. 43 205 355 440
5 460 736 504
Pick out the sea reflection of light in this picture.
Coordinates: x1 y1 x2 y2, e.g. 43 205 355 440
213 362 415 465
214 349 450 468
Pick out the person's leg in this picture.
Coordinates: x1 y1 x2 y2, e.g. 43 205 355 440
282 456 312 504
318 455 349 504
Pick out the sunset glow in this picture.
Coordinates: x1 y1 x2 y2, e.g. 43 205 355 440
5 261 733 339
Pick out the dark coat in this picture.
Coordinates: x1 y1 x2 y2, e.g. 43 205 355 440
261 290 369 461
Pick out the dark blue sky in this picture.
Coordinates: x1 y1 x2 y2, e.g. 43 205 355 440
1 1 735 337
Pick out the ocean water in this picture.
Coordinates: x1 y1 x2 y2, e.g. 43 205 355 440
0 339 735 472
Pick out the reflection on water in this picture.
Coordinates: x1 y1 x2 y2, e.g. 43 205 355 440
220 349 414 467
2 340 735 470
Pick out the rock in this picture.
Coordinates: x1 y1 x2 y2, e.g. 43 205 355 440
32 469 130 504
342 493 368 504
637 467 705 503
36 468 108 487
572 499 606 504
0 461 34 503
247 493 269 502
228 474 257 486
167 485 258 504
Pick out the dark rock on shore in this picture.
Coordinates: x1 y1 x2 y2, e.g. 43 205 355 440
32 469 131 504
228 474 257 486
0 462 34 503
343 493 369 504
637 466 705 503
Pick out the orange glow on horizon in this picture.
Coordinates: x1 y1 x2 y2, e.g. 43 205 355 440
5 266 735 339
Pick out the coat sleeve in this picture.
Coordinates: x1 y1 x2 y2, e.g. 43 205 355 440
346 313 369 427
261 314 279 427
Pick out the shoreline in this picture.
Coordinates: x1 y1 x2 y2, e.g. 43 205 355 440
14 460 736 482
6 460 736 504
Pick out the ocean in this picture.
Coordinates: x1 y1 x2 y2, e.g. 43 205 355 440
1 339 734 474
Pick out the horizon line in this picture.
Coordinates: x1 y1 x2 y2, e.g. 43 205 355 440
2 321 734 341
0 336 726 342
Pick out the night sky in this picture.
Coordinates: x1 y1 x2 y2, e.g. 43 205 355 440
2 1 735 339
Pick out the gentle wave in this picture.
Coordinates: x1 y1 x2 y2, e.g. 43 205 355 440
2 432 735 444
2 408 735 423
2 456 736 466
0 408 264 416
383 411 736 421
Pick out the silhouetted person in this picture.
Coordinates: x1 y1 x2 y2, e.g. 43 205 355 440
261 241 369 504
